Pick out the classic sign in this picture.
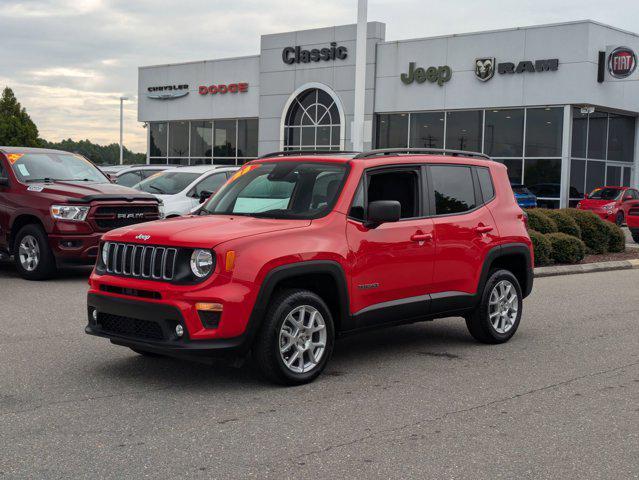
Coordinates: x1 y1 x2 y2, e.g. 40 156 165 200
608 46 636 79
400 62 452 86
282 42 347 64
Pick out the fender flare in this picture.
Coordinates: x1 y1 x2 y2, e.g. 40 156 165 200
477 243 534 299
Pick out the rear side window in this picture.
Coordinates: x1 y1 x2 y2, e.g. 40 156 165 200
430 165 476 215
476 167 495 202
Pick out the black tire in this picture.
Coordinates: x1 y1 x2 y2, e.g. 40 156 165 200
13 224 57 280
253 289 335 385
465 269 523 344
615 211 624 226
130 348 164 358
633 233 639 244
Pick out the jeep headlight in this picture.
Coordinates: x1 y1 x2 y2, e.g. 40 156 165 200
50 205 89 221
190 249 214 278
101 242 110 266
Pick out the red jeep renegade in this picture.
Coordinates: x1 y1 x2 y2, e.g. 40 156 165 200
86 149 534 385
0 147 160 280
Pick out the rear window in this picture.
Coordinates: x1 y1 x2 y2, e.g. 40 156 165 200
6 152 108 183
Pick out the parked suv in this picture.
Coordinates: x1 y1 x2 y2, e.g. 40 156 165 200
85 149 534 385
0 147 161 280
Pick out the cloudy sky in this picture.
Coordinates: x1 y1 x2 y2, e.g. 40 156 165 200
2 0 639 153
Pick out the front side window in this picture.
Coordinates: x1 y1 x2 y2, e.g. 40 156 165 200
430 165 476 215
8 153 108 183
367 170 419 219
136 171 200 195
202 162 348 219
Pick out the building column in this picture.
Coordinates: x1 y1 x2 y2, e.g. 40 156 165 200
559 105 572 208
145 124 150 165
633 117 639 188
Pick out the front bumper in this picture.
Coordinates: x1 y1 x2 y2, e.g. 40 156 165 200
86 293 251 357
49 232 102 264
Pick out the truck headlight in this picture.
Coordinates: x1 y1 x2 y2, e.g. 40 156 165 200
190 249 214 278
50 205 89 221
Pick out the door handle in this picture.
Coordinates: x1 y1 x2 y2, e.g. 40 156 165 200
410 233 433 242
475 225 494 234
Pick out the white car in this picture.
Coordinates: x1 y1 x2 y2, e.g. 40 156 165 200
134 165 239 217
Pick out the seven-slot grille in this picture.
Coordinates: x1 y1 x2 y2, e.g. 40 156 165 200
103 242 177 281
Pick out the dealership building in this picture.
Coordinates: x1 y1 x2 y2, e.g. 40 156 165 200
138 20 639 208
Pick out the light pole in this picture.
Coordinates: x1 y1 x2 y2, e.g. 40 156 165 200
352 0 367 152
119 96 129 165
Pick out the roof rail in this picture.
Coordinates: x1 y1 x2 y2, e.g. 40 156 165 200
258 150 359 159
353 148 491 160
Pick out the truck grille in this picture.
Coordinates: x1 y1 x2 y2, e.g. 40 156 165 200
97 312 165 340
93 205 159 230
103 243 177 281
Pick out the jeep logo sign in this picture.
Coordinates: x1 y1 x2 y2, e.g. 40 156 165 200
400 62 452 87
608 47 636 79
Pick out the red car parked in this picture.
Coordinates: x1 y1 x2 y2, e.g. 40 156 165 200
0 147 161 280
627 205 639 243
85 149 534 385
576 186 639 225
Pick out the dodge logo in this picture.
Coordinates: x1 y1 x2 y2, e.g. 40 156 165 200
475 57 495 81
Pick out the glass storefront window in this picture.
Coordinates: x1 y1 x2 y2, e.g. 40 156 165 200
445 110 482 152
214 120 237 157
623 167 632 187
587 112 607 159
606 165 622 186
524 158 562 198
484 109 524 157
409 112 444 148
525 107 563 157
238 119 258 157
571 109 588 158
377 114 409 148
501 159 523 184
585 160 606 194
168 121 189 157
190 121 212 157
569 159 586 199
607 115 635 162
149 122 168 157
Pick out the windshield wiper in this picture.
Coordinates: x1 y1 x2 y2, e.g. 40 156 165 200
25 178 55 183
249 209 292 218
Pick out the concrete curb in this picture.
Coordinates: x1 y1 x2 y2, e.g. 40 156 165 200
535 258 639 278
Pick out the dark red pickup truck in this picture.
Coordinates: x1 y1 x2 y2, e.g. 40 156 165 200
0 147 160 280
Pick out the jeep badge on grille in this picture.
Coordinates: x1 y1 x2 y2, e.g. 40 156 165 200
135 234 151 241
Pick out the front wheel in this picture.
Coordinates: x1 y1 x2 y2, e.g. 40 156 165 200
13 224 57 280
615 211 624 226
465 269 523 344
253 289 335 385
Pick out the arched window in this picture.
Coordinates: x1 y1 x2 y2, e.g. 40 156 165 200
283 88 341 150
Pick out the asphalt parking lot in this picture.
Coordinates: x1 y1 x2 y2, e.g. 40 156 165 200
1 263 638 479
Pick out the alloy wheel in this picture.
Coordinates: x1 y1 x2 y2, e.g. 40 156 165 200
488 280 519 334
279 305 327 374
18 235 40 272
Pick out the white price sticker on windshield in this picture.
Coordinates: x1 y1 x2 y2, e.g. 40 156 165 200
17 164 30 176
27 185 44 192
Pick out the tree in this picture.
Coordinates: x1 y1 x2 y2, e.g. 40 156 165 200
0 87 41 147
41 138 146 165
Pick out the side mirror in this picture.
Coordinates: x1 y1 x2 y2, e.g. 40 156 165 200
199 190 213 204
365 200 401 228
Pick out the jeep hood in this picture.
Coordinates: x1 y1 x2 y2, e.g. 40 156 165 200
23 180 156 203
102 214 311 248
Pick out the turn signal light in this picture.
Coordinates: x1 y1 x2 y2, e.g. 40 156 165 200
195 303 223 312
225 250 236 272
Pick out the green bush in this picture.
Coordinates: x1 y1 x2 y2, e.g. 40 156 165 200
528 230 552 266
525 209 558 234
539 209 581 239
564 209 609 254
603 221 626 253
546 233 586 264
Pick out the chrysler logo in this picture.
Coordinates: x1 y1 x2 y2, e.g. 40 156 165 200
146 84 189 100
475 57 495 81
135 234 151 241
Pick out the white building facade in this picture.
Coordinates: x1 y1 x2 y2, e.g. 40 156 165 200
138 20 639 208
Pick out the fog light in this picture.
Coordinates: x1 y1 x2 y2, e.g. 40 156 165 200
92 309 98 321
175 324 184 337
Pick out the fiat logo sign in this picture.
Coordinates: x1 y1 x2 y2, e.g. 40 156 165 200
608 46 637 79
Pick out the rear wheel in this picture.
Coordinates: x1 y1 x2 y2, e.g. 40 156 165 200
465 269 522 344
253 289 334 385
13 224 57 280
615 211 624 226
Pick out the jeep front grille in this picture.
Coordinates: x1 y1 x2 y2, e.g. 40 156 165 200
103 243 177 281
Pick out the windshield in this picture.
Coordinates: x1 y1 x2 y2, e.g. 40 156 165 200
587 188 622 200
7 152 108 183
135 171 201 195
201 162 348 219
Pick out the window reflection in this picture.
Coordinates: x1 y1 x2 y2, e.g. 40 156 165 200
587 112 607 160
484 109 524 157
190 121 212 157
149 122 168 157
376 114 409 148
169 121 189 157
409 112 444 148
525 107 563 157
570 159 586 199
524 159 562 198
445 111 482 151
608 115 635 162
